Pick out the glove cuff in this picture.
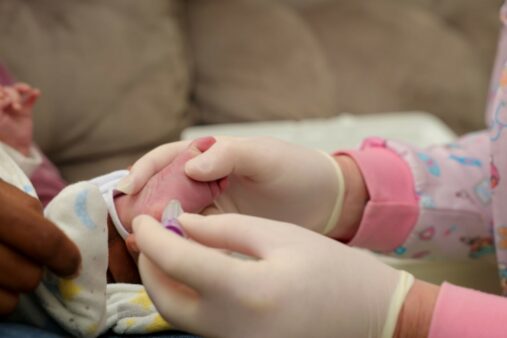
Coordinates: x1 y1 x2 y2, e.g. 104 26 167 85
382 271 415 338
319 151 346 235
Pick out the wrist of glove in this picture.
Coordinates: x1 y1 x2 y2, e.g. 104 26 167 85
317 151 345 235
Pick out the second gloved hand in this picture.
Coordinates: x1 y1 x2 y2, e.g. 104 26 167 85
133 213 414 338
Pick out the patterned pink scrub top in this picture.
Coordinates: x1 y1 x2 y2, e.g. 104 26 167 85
342 2 507 295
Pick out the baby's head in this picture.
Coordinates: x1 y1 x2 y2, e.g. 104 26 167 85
107 137 226 283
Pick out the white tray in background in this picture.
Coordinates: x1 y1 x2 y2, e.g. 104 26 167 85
183 112 500 293
183 112 456 151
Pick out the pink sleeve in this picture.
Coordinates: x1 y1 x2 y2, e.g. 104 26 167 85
339 131 493 260
337 141 419 251
429 283 507 337
30 152 66 207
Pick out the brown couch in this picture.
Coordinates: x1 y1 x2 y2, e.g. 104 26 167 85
0 0 502 182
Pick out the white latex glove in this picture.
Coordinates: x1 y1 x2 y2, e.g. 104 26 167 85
133 213 414 338
119 136 344 234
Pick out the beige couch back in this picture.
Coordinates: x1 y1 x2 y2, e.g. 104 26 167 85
1 0 501 181
0 0 190 181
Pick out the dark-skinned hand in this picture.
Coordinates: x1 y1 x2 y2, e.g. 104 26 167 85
0 179 81 315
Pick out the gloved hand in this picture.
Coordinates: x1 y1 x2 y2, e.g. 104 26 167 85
119 136 345 234
132 213 414 338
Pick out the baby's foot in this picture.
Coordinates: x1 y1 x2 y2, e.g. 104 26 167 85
109 138 224 283
115 137 226 233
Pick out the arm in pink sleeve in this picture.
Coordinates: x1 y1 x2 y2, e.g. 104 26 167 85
340 131 493 260
429 283 507 338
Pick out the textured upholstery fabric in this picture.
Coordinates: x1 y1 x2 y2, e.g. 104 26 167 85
0 0 501 180
0 0 190 181
300 0 495 133
187 0 337 124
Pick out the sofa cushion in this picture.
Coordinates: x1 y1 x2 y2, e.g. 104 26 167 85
0 0 190 181
300 0 490 133
187 0 337 124
397 0 502 73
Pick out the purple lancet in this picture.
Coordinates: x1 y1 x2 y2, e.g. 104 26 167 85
161 200 185 237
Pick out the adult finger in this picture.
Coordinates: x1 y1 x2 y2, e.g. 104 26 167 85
185 136 277 182
178 213 288 257
138 254 201 331
117 141 190 194
0 180 81 277
125 234 140 257
107 219 140 284
0 244 43 292
0 179 43 213
0 289 19 315
133 215 242 294
200 205 221 216
0 207 81 278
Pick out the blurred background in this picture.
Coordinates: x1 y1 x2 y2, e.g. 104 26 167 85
0 0 502 181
